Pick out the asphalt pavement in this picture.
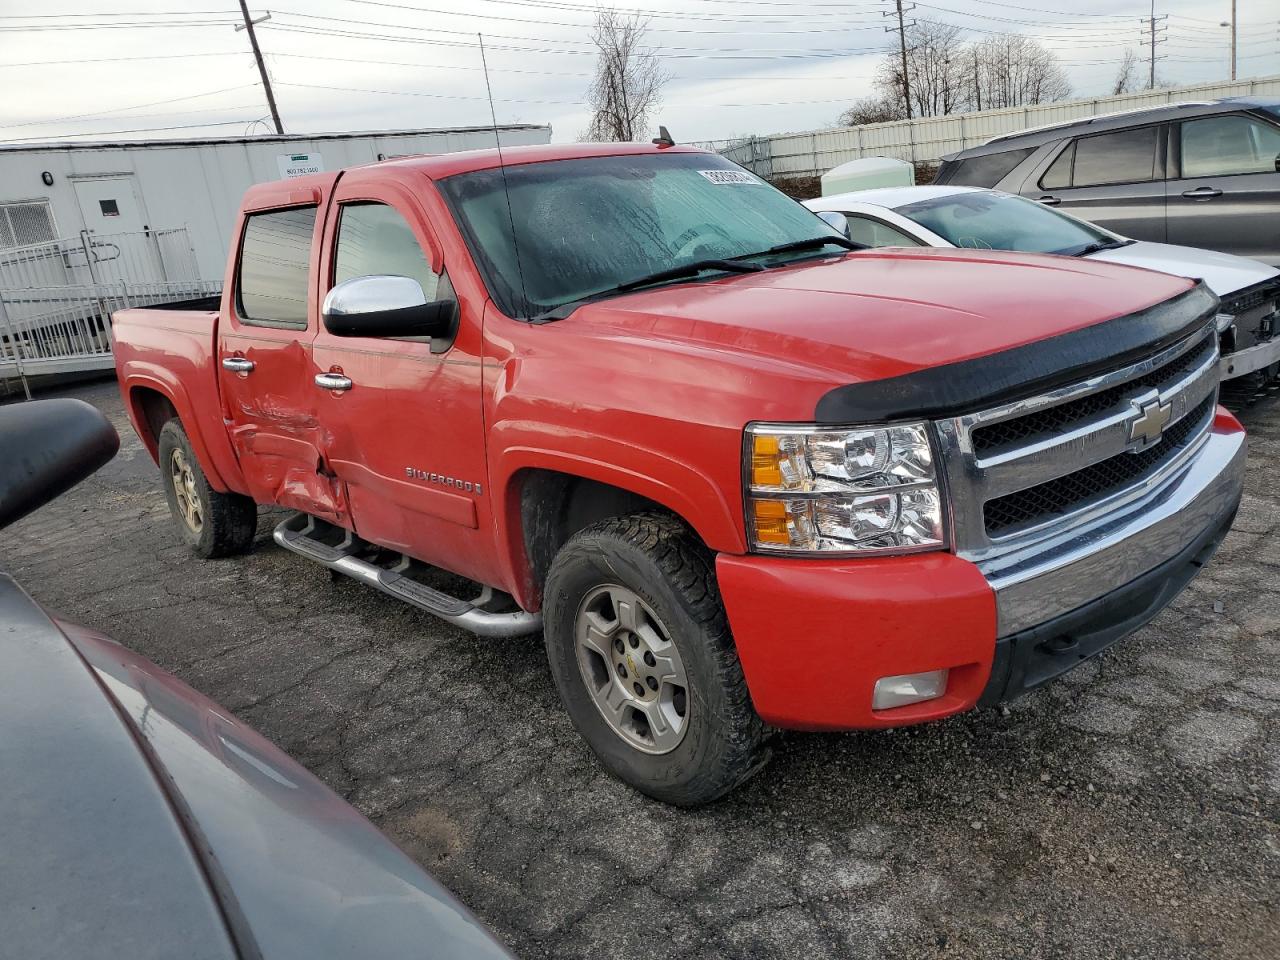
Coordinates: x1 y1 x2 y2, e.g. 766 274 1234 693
6 378 1278 959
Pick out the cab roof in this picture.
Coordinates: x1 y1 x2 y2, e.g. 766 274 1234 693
373 141 707 179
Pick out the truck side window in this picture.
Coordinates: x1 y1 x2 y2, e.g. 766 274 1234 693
237 206 316 328
334 202 441 302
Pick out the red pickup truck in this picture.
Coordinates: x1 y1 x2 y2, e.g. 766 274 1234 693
114 143 1245 805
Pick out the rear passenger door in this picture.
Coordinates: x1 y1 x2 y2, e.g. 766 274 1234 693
1166 112 1280 263
1033 124 1166 241
219 188 347 523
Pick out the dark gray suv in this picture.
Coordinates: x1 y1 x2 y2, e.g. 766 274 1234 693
935 98 1280 265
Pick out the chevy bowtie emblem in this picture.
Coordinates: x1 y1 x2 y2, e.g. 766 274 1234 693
1128 397 1172 447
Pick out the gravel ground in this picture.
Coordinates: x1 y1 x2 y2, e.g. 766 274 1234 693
6 379 1279 960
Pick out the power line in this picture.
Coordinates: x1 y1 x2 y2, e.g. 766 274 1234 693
3 84 261 131
279 79 861 107
0 51 245 68
0 118 263 144
0 19 241 31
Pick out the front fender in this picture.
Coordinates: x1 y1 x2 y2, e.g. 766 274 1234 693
491 443 747 611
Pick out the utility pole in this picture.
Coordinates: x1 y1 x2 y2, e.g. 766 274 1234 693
883 0 916 119
1229 0 1237 80
1144 0 1168 90
236 0 283 134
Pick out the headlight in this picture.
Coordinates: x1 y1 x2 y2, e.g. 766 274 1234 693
745 422 946 554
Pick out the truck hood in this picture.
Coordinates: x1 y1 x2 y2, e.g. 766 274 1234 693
1087 241 1278 299
568 247 1198 385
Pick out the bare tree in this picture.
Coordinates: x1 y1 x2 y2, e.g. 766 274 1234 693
968 33 1071 110
583 10 668 142
874 21 969 119
840 26 1070 127
837 95 906 127
1111 49 1141 95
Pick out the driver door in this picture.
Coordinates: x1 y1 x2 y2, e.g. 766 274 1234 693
309 174 502 586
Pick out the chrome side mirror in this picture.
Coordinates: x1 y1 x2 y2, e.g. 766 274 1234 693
322 275 457 340
815 210 851 239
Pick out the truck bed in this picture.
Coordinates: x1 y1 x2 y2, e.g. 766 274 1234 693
126 294 222 313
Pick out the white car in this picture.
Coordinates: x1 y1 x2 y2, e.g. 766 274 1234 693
805 185 1280 382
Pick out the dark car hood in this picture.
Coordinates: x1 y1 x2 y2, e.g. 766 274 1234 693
0 573 513 960
0 574 237 960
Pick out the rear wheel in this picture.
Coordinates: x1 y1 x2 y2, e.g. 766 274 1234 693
157 419 256 558
543 513 768 806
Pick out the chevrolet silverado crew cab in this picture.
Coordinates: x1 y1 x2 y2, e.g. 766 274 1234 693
114 143 1245 806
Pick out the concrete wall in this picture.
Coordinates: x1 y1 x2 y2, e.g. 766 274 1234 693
0 125 552 280
696 74 1280 181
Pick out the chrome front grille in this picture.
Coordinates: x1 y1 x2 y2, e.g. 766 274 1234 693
936 322 1220 563
982 393 1215 537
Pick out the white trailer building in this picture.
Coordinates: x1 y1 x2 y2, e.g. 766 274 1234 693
0 124 551 392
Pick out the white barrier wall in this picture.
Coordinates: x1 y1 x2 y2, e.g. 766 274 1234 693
697 75 1280 180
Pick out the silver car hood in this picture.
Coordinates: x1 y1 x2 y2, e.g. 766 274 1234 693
1088 241 1279 299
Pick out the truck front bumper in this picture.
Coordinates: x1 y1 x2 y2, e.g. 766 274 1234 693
717 411 1246 731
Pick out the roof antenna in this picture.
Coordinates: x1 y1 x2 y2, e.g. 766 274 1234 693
652 125 675 148
478 32 529 316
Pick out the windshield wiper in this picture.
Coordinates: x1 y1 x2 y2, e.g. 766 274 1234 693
530 258 765 322
616 258 765 291
736 235 865 259
1062 238 1135 257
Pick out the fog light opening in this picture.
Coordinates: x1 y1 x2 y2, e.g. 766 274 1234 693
872 669 949 710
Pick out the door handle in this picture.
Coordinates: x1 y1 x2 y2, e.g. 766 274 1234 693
221 357 255 373
1037 195 1061 206
314 372 353 392
1181 186 1223 200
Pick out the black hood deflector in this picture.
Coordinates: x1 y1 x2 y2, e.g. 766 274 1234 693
815 283 1218 423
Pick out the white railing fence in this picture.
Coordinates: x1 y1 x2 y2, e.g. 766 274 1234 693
694 74 1280 180
0 227 220 397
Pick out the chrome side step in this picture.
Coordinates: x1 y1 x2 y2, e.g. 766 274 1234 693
272 513 542 639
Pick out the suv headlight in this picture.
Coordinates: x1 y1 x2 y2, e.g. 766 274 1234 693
745 422 947 554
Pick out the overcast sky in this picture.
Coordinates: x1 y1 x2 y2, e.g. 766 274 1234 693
1 0 1276 145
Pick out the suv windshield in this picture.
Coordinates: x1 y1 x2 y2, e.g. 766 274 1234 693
438 152 843 319
895 191 1114 255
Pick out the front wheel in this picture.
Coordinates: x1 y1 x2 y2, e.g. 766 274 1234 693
157 419 257 559
543 514 768 806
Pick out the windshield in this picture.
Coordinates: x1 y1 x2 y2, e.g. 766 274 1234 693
438 152 842 319
894 191 1113 255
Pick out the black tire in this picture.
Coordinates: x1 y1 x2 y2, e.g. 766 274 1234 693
543 513 769 806
157 418 257 559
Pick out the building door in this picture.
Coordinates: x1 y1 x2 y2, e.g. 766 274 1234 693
72 175 157 284
73 176 147 235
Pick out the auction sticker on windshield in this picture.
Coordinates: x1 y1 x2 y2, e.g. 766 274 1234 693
698 169 762 185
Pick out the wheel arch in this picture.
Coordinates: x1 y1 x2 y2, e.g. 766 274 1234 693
123 373 235 493
501 465 733 611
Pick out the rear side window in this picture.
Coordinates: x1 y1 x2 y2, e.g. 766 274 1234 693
1072 127 1158 187
1180 114 1280 178
1039 142 1074 189
237 207 316 327
940 147 1035 188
